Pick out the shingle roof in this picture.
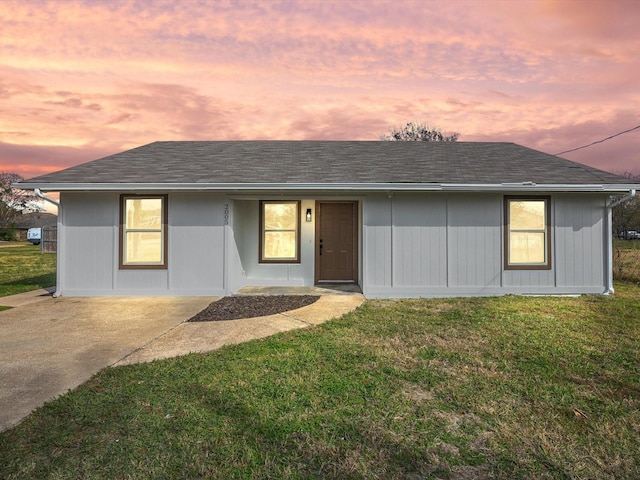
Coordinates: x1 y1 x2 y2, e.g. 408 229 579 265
19 141 634 189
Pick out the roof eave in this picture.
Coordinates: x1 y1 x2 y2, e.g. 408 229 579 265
15 182 639 194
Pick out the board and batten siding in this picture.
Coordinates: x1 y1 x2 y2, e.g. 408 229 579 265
58 190 609 297
59 192 115 293
554 194 605 290
165 192 225 295
58 192 228 296
227 199 317 290
362 192 608 297
447 195 502 289
391 194 447 287
362 195 392 289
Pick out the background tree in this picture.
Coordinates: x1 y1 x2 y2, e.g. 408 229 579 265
0 172 40 226
381 121 459 142
612 171 640 238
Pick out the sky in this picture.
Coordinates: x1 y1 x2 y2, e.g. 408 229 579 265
1 0 639 181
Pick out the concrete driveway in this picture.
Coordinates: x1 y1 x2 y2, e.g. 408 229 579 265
0 290 215 431
0 288 364 432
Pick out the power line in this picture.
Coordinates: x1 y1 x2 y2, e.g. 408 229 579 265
554 124 640 156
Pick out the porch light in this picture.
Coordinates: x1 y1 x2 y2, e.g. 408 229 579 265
306 208 312 222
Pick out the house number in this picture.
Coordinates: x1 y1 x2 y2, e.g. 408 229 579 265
224 203 229 225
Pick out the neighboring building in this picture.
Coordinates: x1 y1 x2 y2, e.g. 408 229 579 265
0 212 57 242
17 141 639 298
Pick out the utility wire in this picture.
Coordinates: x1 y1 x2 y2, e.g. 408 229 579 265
554 124 640 156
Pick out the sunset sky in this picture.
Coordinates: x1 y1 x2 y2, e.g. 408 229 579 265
2 0 639 180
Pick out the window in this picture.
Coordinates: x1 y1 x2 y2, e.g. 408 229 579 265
504 196 551 270
260 200 300 263
120 195 168 269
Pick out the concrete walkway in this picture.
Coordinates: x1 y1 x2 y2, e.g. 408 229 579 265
0 288 363 431
115 293 363 366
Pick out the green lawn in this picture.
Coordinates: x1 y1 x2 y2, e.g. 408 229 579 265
1 284 638 479
0 243 56 299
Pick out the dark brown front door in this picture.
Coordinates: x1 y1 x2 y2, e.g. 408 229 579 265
315 201 358 283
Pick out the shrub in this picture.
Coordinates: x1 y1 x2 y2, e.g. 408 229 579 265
0 228 18 241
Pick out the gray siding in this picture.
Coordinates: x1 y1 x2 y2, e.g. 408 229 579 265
230 199 316 287
363 196 392 288
115 269 169 292
555 194 605 288
61 192 116 292
502 268 555 288
167 192 225 294
59 192 227 296
363 192 609 297
447 195 501 288
58 190 609 297
392 194 447 287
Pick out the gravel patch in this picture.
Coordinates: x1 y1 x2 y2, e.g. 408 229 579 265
187 295 320 322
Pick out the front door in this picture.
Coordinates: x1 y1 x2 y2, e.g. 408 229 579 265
315 201 358 283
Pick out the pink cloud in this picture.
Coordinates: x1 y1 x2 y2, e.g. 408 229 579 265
0 0 638 177
0 142 118 178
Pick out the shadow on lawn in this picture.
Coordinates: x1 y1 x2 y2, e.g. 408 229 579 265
0 272 56 288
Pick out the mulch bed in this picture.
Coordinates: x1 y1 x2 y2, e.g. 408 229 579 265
187 295 320 322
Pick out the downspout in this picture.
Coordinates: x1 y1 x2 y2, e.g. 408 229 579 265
34 189 62 298
388 192 394 289
34 188 60 207
606 189 636 294
608 189 636 210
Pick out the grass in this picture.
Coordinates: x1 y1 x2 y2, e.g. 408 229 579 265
1 285 638 479
0 243 56 299
614 239 640 282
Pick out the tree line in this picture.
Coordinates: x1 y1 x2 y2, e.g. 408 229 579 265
0 172 40 228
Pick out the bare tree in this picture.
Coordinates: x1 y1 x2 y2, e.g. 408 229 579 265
381 122 459 142
0 172 40 226
612 171 640 238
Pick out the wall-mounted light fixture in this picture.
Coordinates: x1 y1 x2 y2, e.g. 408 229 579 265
306 208 312 222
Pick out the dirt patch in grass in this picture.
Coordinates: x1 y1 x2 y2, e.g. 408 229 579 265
0 242 25 248
188 295 320 321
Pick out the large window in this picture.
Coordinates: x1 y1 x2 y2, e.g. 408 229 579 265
260 200 300 263
120 195 168 269
504 196 551 270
